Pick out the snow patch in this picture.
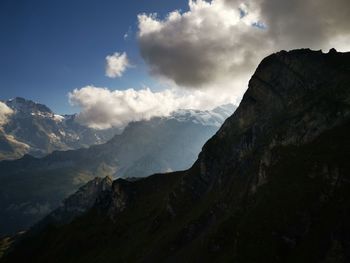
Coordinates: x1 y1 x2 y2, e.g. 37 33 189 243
53 114 65 122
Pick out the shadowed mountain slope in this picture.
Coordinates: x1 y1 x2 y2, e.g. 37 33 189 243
3 49 350 263
0 105 234 236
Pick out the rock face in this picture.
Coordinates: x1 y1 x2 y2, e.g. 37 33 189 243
40 176 113 226
0 97 121 160
0 105 234 236
3 49 350 263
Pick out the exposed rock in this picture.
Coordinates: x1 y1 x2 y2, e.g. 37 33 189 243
3 49 350 263
39 176 113 226
0 97 121 160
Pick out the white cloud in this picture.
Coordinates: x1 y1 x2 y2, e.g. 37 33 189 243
105 52 130 78
71 0 350 130
137 0 350 92
0 102 13 126
68 86 238 129
137 0 271 91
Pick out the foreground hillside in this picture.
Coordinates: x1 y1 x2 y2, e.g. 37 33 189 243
0 105 233 236
3 49 350 262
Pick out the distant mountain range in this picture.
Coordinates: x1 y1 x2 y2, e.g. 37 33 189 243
3 49 349 262
0 102 236 236
0 97 122 161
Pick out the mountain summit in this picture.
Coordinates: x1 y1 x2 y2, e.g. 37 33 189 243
6 97 53 114
0 97 121 160
3 49 350 262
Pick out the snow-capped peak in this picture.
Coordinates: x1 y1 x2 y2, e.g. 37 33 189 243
170 104 236 127
6 97 53 116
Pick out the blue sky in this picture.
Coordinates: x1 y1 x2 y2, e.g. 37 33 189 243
0 0 187 113
1 0 348 122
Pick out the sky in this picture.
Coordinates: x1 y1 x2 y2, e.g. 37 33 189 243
0 0 188 113
1 0 349 129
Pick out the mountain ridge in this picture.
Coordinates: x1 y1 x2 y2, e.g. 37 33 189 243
3 48 349 262
0 97 121 160
0 104 235 236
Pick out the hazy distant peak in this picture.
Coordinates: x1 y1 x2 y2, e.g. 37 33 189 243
170 104 237 127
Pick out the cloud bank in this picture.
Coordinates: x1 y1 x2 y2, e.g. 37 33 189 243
0 102 13 126
105 52 130 78
72 0 350 129
138 0 350 90
69 86 237 129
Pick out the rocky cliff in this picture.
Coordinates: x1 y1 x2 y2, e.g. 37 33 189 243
40 176 113 226
3 49 350 263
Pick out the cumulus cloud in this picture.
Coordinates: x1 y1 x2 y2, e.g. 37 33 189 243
137 0 350 90
71 0 350 129
105 52 130 78
69 86 238 129
138 0 268 90
0 102 13 126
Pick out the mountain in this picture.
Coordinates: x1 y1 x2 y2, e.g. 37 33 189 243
0 97 121 161
2 49 349 263
0 104 235 236
38 176 113 227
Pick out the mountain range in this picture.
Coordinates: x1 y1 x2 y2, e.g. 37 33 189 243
0 103 235 236
0 97 124 161
2 49 349 262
